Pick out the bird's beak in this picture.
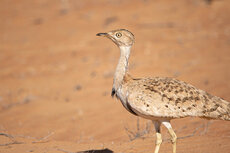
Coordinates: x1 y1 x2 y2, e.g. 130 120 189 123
96 33 108 37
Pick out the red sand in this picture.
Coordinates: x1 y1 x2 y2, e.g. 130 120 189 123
0 0 230 152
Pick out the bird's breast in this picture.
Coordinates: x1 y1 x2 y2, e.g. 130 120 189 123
115 87 138 116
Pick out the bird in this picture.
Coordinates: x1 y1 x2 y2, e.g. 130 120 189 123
96 29 230 153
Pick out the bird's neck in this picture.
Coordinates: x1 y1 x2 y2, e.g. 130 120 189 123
113 46 131 91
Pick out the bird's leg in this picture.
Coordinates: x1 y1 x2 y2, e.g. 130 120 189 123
152 121 162 153
162 121 177 153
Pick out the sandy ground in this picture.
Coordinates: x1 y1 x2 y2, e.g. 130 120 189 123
0 0 230 152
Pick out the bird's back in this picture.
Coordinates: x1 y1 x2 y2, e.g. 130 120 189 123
122 76 230 121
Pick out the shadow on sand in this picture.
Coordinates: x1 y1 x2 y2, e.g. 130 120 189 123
77 148 113 153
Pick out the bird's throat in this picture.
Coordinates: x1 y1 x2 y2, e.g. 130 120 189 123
113 46 131 91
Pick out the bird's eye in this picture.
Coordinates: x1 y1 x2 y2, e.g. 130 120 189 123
116 33 122 38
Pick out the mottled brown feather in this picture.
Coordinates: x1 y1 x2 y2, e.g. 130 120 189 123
122 77 230 120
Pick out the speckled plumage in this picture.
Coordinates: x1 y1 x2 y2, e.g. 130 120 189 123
97 29 230 153
121 75 230 121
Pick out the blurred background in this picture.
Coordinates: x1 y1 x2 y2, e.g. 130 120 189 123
0 0 230 152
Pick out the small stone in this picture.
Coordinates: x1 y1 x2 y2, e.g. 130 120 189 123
90 71 97 77
33 18 43 25
65 97 70 102
75 85 82 91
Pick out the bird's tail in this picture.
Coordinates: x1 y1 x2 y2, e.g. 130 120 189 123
203 98 230 121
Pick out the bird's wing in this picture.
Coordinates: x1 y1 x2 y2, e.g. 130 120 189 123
125 77 230 120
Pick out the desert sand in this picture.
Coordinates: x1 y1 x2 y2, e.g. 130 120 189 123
0 0 230 153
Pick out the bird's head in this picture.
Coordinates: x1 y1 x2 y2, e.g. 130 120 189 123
96 29 134 47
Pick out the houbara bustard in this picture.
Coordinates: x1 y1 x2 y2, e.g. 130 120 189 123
96 29 230 153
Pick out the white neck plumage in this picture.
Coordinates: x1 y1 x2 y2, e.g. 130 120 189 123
113 46 131 91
